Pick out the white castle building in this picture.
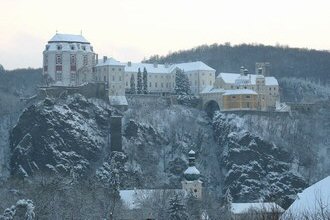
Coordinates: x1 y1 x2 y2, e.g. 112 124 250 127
42 33 281 111
43 33 97 86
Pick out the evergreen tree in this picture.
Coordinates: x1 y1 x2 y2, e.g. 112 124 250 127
223 188 233 211
142 67 148 94
175 69 190 95
168 194 189 220
130 74 136 94
137 68 142 94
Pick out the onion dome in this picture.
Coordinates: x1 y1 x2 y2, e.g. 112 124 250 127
184 150 200 181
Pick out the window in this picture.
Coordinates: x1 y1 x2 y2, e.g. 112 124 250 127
210 81 212 85
209 73 212 76
70 72 76 81
237 86 239 89
57 44 62 50
119 68 121 71
56 54 62 65
90 46 93 52
246 95 250 98
112 76 115 81
244 86 247 89
70 45 75 50
119 76 122 81
112 68 115 71
149 82 152 87
231 85 234 89
161 83 163 88
82 45 86 51
274 87 276 90
126 82 128 86
269 87 271 90
104 76 106 82
45 45 50 51
55 72 62 81
155 82 157 88
83 55 88 66
70 54 76 71
232 96 236 99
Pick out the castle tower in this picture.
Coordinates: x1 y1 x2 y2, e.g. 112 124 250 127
43 33 97 86
182 150 203 199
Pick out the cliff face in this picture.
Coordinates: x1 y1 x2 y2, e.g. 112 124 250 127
10 95 114 178
8 95 315 208
212 113 307 208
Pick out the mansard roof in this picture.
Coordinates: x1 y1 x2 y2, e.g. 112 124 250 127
49 33 90 44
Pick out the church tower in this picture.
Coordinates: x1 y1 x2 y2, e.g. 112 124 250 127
182 150 203 199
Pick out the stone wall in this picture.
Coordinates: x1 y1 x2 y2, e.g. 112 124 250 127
38 82 107 100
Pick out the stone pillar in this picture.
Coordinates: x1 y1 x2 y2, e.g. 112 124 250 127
110 115 122 152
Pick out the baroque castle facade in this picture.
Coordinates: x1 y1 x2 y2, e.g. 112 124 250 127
43 33 280 111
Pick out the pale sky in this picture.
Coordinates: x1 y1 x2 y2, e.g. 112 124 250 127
1 0 330 70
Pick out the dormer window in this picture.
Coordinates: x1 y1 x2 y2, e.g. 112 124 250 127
70 45 75 50
57 45 62 50
82 45 86 51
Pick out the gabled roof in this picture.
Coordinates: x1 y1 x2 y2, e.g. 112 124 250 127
282 176 330 218
49 33 90 44
97 60 215 74
174 61 215 72
217 73 278 86
223 89 258 96
231 202 284 214
96 57 124 67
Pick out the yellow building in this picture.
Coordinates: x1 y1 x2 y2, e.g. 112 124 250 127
222 89 258 111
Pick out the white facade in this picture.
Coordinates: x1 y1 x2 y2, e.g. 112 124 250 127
43 33 97 86
96 59 216 95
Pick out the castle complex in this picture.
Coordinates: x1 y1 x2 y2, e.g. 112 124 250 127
43 33 280 111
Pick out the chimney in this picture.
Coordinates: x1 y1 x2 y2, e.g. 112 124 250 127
103 56 107 63
153 62 158 68
128 61 132 67
243 69 249 76
110 115 123 152
240 66 245 76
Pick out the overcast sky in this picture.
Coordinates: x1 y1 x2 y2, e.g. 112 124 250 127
1 0 330 69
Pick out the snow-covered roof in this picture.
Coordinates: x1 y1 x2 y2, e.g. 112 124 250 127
184 166 200 175
109 96 128 106
48 33 90 44
200 85 225 94
282 176 330 219
96 58 124 67
217 73 278 86
189 150 195 154
125 62 171 74
231 202 284 214
106 61 216 74
174 61 215 72
223 89 258 96
120 189 183 209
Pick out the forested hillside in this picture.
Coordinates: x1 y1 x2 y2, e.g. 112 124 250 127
145 43 330 84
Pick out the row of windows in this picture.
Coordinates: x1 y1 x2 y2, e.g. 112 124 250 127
230 85 277 91
54 54 88 66
50 44 92 51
